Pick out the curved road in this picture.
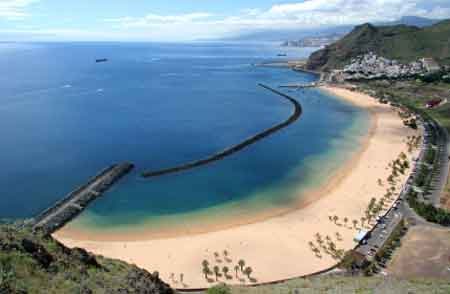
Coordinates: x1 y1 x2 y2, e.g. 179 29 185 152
141 83 303 178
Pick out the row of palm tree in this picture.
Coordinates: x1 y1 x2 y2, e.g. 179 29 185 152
202 258 253 282
328 214 361 230
213 250 230 263
310 233 345 261
406 135 421 153
365 151 413 227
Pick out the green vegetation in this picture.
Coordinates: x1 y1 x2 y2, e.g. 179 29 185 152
217 276 450 294
307 19 450 71
0 224 173 294
409 192 450 225
356 80 450 220
207 283 231 294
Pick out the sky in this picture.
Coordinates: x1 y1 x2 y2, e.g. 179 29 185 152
1 0 450 41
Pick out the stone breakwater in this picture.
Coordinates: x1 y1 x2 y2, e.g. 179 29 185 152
32 163 134 235
141 84 302 178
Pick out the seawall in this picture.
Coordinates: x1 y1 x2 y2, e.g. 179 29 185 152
32 162 134 235
141 84 302 178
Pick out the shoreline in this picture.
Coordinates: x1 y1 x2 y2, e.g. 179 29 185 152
56 90 373 242
55 86 419 289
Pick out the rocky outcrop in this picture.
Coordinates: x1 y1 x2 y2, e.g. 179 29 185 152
21 238 54 268
0 225 174 294
120 270 173 294
71 247 101 269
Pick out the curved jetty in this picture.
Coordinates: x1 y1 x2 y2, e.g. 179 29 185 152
32 163 134 235
141 84 302 178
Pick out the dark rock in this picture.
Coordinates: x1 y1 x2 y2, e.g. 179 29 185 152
72 248 101 268
21 239 53 268
125 269 173 294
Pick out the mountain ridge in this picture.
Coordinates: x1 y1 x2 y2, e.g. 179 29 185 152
306 19 450 71
215 16 441 42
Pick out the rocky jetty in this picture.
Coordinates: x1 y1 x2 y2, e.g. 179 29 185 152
32 163 134 235
141 84 302 178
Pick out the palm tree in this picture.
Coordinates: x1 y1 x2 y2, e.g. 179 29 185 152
244 267 253 279
238 259 246 271
336 249 345 260
308 241 315 249
202 260 209 269
387 175 395 184
223 250 229 258
343 217 349 226
360 217 366 227
328 241 337 253
328 216 333 222
213 266 220 281
222 266 229 278
325 235 331 243
234 265 240 278
333 215 339 224
315 234 324 247
214 252 220 259
202 267 210 279
352 219 358 228
335 232 342 241
312 247 321 256
384 192 392 200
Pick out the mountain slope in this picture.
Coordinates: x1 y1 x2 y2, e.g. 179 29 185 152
0 225 174 294
307 19 450 71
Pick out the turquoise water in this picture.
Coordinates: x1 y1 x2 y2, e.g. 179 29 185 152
0 42 369 233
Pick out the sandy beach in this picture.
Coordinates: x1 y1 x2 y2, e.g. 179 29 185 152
54 86 420 289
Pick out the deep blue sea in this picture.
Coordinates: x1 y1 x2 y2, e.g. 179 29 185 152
0 42 369 234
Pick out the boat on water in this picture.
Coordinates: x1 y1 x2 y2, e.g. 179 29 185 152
96 58 108 63
277 53 287 57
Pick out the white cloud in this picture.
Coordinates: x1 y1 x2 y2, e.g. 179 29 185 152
104 12 213 28
0 0 38 19
2 0 450 41
98 0 450 40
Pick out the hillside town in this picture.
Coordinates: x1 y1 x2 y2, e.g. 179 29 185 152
323 52 447 83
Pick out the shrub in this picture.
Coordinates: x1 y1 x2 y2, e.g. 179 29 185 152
208 283 231 294
408 192 450 226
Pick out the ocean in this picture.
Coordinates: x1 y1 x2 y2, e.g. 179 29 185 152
0 42 369 235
